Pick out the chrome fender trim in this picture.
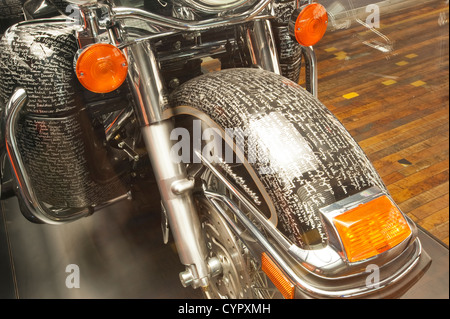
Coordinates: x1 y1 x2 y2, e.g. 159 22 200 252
203 183 427 298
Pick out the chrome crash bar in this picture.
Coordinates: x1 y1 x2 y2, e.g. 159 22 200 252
3 88 129 224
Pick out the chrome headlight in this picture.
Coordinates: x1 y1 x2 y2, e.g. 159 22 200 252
179 0 253 13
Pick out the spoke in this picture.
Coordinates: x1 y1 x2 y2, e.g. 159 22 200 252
252 286 278 292
200 169 277 299
252 287 276 299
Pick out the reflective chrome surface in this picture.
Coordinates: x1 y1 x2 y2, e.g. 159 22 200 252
179 0 253 13
112 0 272 31
75 2 213 287
158 39 234 63
126 39 209 286
203 188 428 298
126 41 168 125
64 0 98 5
198 150 427 288
245 19 281 74
75 2 112 47
141 122 209 288
301 46 318 97
0 193 446 299
1 0 445 300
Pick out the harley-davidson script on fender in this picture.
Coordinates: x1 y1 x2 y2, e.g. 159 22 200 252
0 0 431 299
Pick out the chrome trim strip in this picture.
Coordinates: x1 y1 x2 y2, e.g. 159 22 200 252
16 17 70 26
204 188 424 298
196 151 292 250
302 46 318 98
180 0 253 14
319 186 382 217
196 150 355 277
163 102 280 227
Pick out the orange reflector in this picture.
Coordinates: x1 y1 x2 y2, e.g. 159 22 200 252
76 43 128 93
333 196 412 263
293 3 328 47
261 252 295 299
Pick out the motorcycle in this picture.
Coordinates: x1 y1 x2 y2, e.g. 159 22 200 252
0 0 432 299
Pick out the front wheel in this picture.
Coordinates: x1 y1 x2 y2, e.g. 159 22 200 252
197 198 254 299
195 177 281 299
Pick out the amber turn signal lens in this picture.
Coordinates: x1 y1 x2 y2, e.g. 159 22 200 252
76 43 128 93
333 196 412 263
293 3 328 47
261 252 295 299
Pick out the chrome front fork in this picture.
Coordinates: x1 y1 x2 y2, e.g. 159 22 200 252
123 18 286 289
126 41 210 288
245 19 318 97
75 2 286 290
72 2 209 288
245 19 282 74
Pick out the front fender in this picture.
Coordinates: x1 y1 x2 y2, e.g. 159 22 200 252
167 68 389 251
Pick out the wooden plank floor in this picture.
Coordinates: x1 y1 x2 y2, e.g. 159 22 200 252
313 0 449 245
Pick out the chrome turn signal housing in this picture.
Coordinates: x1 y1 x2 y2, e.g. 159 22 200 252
289 3 328 46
